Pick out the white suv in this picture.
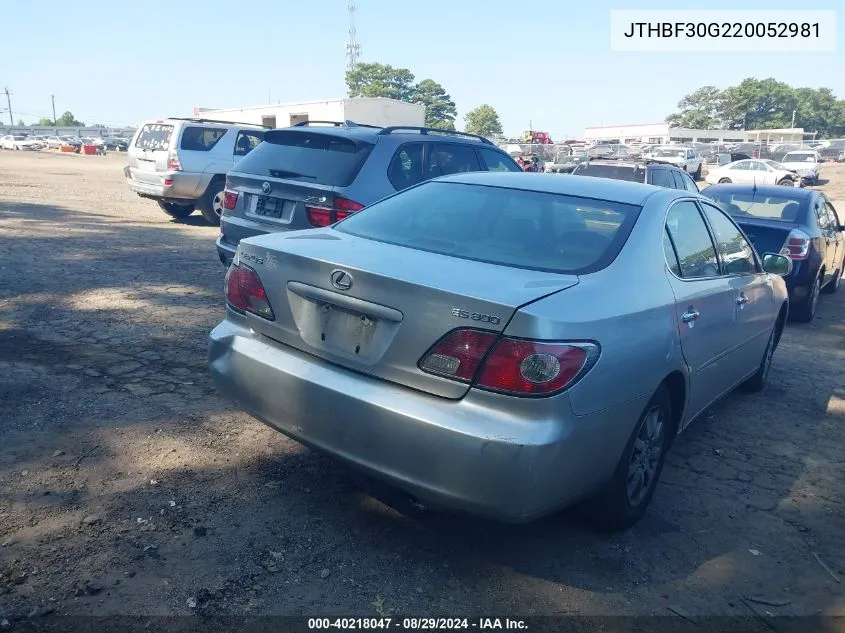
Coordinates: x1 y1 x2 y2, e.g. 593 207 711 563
645 146 703 180
124 118 267 224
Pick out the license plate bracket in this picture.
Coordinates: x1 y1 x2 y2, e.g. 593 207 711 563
319 303 377 356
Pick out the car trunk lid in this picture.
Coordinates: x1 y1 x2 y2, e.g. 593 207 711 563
234 231 579 399
225 172 339 227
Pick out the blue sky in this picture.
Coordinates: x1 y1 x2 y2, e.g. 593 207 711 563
2 0 841 137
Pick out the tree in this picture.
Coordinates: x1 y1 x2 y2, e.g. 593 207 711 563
667 79 845 137
16 119 25 126
464 104 502 137
37 117 55 126
56 111 85 126
665 86 721 129
345 63 417 102
413 79 456 130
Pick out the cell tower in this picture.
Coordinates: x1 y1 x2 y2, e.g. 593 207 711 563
346 3 361 72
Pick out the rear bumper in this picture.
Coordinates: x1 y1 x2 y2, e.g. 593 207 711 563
124 168 205 201
218 214 273 265
216 236 236 267
208 318 646 522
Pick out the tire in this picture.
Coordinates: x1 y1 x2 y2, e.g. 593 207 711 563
821 267 842 295
199 178 225 225
741 314 783 392
777 177 794 186
583 385 673 532
718 178 732 184
791 274 821 323
157 201 195 218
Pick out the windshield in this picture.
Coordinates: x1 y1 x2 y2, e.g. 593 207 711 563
782 152 817 162
334 181 642 275
234 130 374 187
13 136 27 141
704 191 804 223
763 160 785 169
653 149 686 158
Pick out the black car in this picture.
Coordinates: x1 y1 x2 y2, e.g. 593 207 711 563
101 137 129 151
570 158 700 192
702 184 844 322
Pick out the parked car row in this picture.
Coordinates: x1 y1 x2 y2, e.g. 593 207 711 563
0 133 130 152
123 115 844 532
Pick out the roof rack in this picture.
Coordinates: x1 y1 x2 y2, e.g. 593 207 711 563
376 126 495 146
168 117 271 129
292 120 382 129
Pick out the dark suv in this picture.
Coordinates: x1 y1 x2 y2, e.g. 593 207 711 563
216 122 522 266
570 158 700 192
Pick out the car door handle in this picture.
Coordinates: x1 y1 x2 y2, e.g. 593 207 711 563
681 309 700 323
736 293 749 305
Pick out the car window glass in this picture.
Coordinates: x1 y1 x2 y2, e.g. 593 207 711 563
663 228 681 276
665 201 720 278
669 171 687 190
681 171 699 192
750 161 768 171
730 161 750 170
233 131 263 157
477 147 521 172
649 168 674 188
825 202 842 228
700 203 757 275
430 143 481 175
180 126 226 152
388 143 425 190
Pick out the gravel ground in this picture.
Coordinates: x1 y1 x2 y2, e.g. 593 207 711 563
1 151 844 623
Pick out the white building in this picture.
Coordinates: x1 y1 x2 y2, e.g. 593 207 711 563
192 97 425 129
584 122 808 145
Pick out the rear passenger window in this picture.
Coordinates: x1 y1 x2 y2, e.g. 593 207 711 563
234 131 263 157
649 168 674 188
700 203 758 275
477 148 521 172
665 201 720 278
429 144 481 176
388 143 425 190
663 229 681 276
180 126 226 151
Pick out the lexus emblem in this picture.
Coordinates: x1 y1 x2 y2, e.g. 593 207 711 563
330 269 353 291
261 181 271 194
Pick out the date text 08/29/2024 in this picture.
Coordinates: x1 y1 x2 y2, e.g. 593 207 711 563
307 617 528 630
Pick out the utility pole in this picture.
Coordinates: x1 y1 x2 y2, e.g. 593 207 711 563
51 94 57 128
791 109 796 128
4 87 12 126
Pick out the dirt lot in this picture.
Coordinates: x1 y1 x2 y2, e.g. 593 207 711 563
1 150 844 623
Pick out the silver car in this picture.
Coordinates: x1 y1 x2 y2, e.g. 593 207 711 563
209 172 791 530
125 118 266 224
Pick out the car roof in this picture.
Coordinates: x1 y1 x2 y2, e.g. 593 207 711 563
436 172 668 206
702 183 819 200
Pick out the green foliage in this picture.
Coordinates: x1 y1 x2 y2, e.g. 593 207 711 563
414 79 456 130
345 62 457 130
56 111 85 126
37 117 55 126
463 104 503 137
667 79 845 137
16 119 25 126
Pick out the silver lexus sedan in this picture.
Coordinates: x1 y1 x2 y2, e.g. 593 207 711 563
209 172 792 530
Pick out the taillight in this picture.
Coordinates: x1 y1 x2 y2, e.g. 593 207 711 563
305 196 364 227
781 229 810 260
418 328 599 396
225 263 274 320
167 152 182 171
222 190 238 210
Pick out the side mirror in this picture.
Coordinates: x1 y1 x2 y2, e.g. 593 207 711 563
761 253 793 276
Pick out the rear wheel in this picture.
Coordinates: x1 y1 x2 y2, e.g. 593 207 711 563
583 385 672 531
157 201 194 218
792 274 821 323
199 178 225 225
821 267 842 294
742 315 783 392
718 177 731 184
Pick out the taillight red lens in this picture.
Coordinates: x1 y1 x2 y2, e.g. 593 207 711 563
477 339 591 395
225 264 275 320
305 197 364 227
419 329 598 396
222 189 238 210
167 153 181 170
419 329 498 382
781 229 810 260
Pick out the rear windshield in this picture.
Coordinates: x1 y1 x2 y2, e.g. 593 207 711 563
233 130 374 187
334 181 641 275
135 124 174 151
704 190 805 223
573 163 645 183
782 152 817 162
